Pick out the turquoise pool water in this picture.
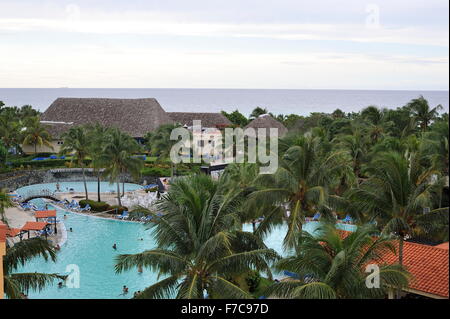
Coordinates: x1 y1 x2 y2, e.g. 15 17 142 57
15 181 142 196
13 183 356 299
16 199 158 299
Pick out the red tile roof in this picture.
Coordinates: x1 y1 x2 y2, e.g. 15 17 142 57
7 228 22 237
336 229 449 298
21 221 49 231
435 242 449 250
381 241 449 298
34 210 57 219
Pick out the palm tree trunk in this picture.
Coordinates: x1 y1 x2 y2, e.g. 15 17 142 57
97 173 101 202
117 181 122 206
81 163 88 200
34 143 37 154
396 237 404 299
122 179 125 197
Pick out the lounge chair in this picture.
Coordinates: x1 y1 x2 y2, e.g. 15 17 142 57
312 213 321 221
342 215 353 224
116 211 129 220
80 204 91 212
283 270 300 279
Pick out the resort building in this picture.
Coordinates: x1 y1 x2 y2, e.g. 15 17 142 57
168 112 232 129
22 98 235 154
23 98 174 154
244 114 288 138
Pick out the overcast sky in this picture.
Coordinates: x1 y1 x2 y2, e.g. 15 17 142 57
0 0 448 89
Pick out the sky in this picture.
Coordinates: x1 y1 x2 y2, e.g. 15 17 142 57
0 0 448 89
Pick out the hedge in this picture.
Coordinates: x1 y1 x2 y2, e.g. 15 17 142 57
10 158 91 169
79 200 110 212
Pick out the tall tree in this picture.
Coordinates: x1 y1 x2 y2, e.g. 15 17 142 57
86 124 111 202
60 126 91 200
0 188 13 223
115 174 279 299
251 134 351 251
265 224 410 299
22 117 53 154
145 123 181 177
249 107 268 119
407 96 443 131
345 152 449 282
3 238 66 299
100 128 143 206
221 110 249 127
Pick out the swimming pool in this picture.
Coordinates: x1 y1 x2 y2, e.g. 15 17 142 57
13 183 356 298
16 199 158 299
15 181 142 196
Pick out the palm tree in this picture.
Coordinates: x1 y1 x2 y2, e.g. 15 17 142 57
0 188 13 223
115 174 279 299
333 128 367 178
407 96 443 131
221 163 261 231
421 119 449 176
250 134 351 251
145 123 181 177
0 115 23 152
265 224 410 299
3 237 66 299
360 106 393 144
86 124 111 202
22 117 53 154
60 126 91 200
346 152 449 272
249 107 268 119
100 128 143 206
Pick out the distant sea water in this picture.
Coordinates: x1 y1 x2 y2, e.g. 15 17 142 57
0 88 448 116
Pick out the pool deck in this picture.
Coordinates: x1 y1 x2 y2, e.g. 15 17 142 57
4 205 65 246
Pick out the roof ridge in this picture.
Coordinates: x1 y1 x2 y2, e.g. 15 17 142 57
404 240 450 252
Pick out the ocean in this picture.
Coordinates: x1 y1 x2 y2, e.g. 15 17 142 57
0 88 448 116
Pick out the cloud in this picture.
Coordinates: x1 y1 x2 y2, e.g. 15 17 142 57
0 9 448 47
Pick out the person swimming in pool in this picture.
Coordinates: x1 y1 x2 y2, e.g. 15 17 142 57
113 243 117 250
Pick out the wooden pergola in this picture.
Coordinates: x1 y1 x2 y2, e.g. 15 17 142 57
34 210 58 234
21 221 50 239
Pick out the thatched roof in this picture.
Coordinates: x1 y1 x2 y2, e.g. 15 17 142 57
41 98 173 138
168 112 232 128
41 121 74 139
244 114 288 137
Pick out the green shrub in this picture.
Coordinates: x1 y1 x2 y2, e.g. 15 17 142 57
10 158 91 169
79 199 110 212
245 271 261 293
141 166 171 177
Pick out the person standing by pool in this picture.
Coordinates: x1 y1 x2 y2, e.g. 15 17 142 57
56 183 61 192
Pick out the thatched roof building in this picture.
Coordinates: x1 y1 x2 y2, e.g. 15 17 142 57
40 121 74 139
244 114 288 137
168 112 232 128
41 98 173 138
